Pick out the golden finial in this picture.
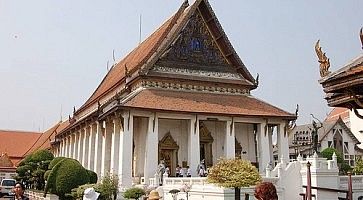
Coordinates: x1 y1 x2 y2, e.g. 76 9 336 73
315 40 331 78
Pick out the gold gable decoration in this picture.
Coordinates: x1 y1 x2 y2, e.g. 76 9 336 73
159 132 179 150
199 122 214 143
0 152 14 168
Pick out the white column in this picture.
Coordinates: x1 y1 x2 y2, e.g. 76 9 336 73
277 123 289 164
144 114 159 184
225 120 235 158
118 112 133 187
88 124 95 170
60 139 64 157
257 121 271 173
94 122 103 178
68 134 73 159
65 137 69 158
82 127 89 167
72 134 77 159
110 118 120 174
188 116 200 177
101 120 112 177
77 130 83 162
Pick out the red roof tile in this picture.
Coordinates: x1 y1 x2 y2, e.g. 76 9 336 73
325 107 349 122
0 130 41 166
123 89 295 118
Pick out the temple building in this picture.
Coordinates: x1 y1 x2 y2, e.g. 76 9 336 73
53 0 296 187
0 130 41 181
317 28 363 147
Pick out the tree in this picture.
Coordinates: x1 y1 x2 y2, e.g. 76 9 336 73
207 158 261 200
123 187 145 200
320 147 352 174
353 159 363 175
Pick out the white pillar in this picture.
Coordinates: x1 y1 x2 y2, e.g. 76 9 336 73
88 124 95 170
118 112 133 187
257 121 271 173
68 134 73 159
65 136 69 158
77 130 83 162
94 122 103 178
188 116 200 177
110 118 120 174
277 123 289 164
101 120 112 177
82 127 89 167
225 120 235 158
72 134 77 159
60 139 64 157
144 114 159 184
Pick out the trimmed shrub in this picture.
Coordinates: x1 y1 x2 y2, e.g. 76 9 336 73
44 170 51 180
123 187 145 200
321 147 351 174
87 170 98 184
45 158 90 199
207 158 261 188
48 157 66 170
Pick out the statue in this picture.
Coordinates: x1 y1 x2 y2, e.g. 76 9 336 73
156 160 166 185
309 120 323 154
315 40 331 78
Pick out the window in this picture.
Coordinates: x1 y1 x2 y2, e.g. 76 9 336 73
328 141 332 147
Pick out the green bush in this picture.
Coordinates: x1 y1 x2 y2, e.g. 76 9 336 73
45 158 90 199
70 183 97 200
31 150 54 163
98 173 119 200
87 170 98 184
320 148 351 174
207 158 261 188
48 157 66 169
353 159 363 175
123 187 145 200
44 170 51 180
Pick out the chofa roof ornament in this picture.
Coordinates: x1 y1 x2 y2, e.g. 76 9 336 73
315 40 331 78
360 27 363 50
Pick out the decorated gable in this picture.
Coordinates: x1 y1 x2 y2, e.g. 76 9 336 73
152 11 244 81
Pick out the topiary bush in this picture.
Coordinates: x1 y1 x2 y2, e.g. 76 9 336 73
48 157 66 169
87 170 98 184
44 158 90 199
123 187 145 200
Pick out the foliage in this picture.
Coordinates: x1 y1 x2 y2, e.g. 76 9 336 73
44 170 51 180
353 159 363 175
87 169 98 184
70 183 97 200
123 187 145 200
320 148 351 174
48 157 65 169
44 158 90 199
97 173 119 200
320 148 344 163
16 149 54 190
31 149 54 163
207 158 261 188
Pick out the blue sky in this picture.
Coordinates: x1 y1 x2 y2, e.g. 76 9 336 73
0 0 362 131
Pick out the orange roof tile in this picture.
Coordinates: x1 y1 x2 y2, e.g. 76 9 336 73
77 7 183 114
123 89 295 118
325 107 349 122
0 130 41 166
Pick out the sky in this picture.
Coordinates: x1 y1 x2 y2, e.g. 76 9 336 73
0 0 362 132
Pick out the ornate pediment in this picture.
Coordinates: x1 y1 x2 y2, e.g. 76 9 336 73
200 122 214 143
152 11 242 80
0 153 14 168
159 132 179 150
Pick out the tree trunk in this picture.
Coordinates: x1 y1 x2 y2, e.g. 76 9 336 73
235 187 241 200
